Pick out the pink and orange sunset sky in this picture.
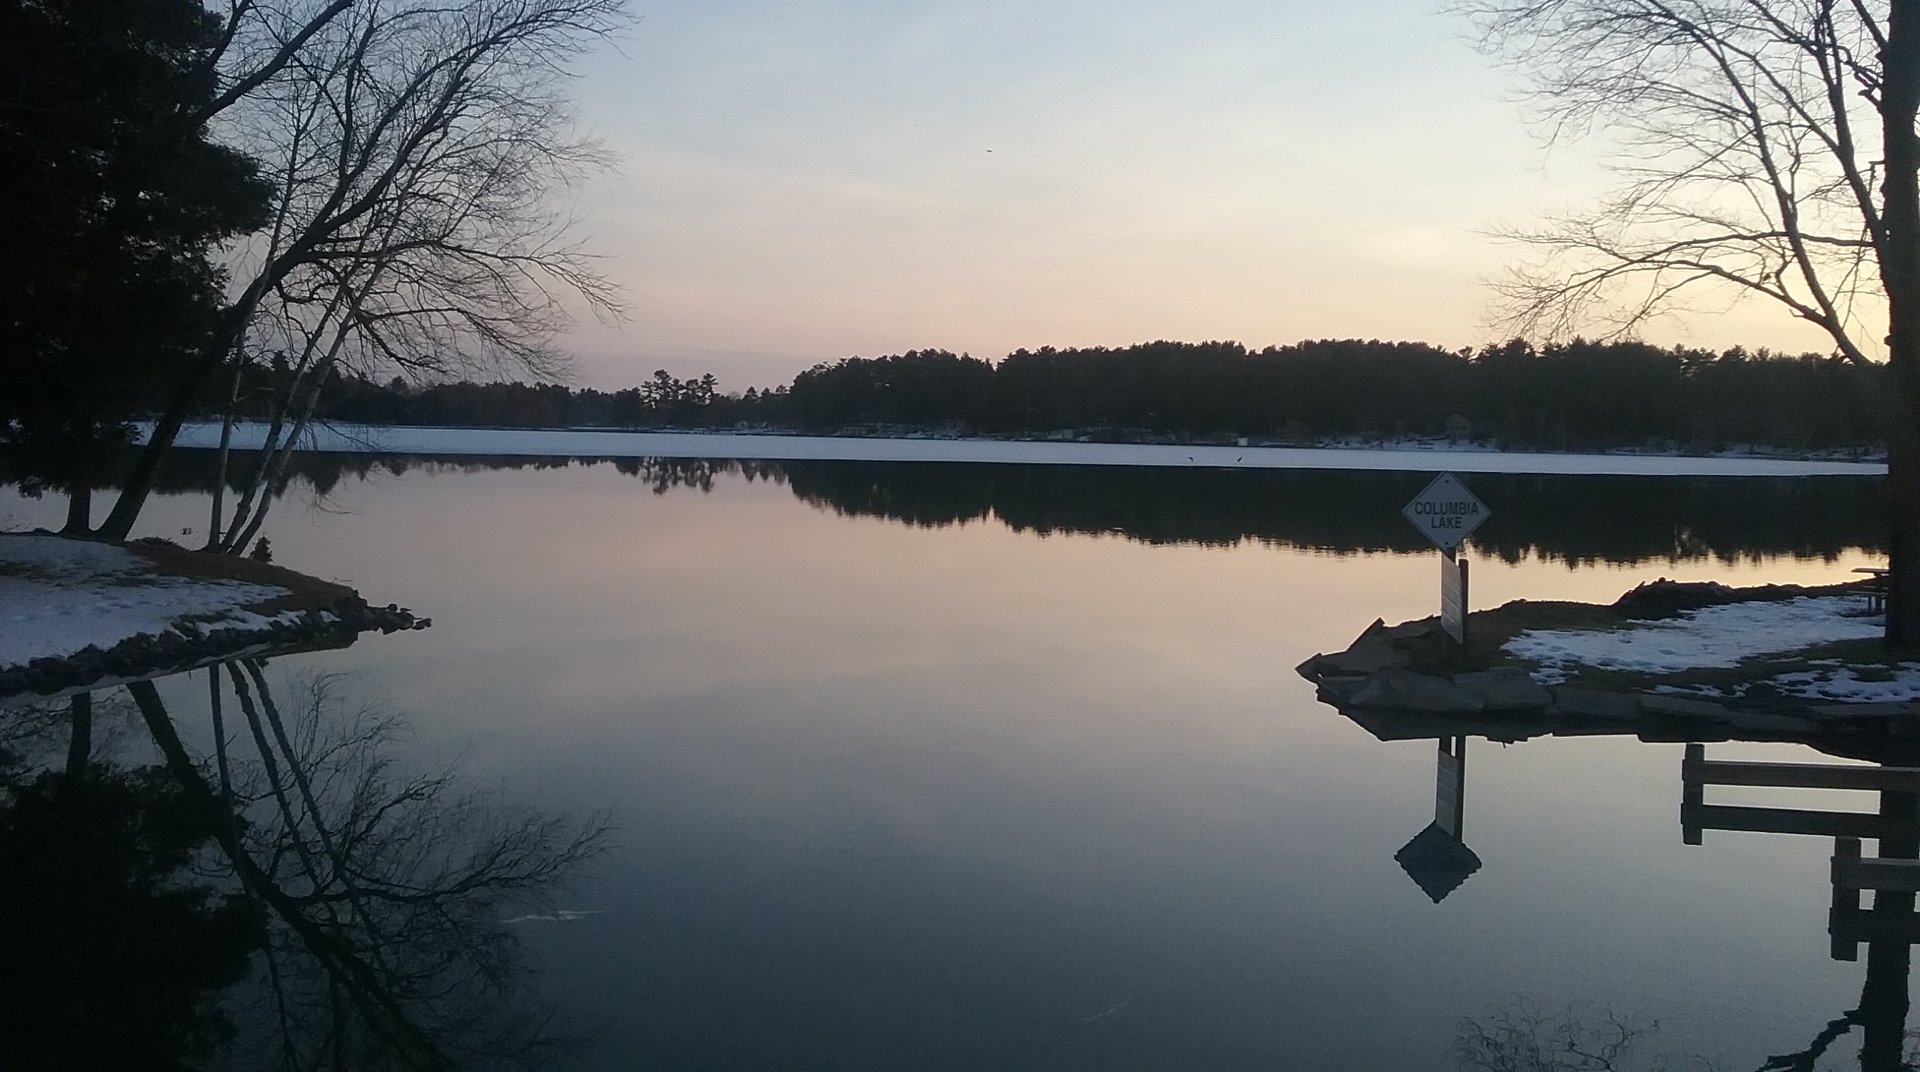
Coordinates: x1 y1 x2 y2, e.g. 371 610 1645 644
555 0 1845 390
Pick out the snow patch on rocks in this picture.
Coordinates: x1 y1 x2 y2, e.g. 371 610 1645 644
0 533 290 670
1767 664 1920 703
1504 595 1885 679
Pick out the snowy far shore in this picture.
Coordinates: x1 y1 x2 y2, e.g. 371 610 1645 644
157 422 1887 477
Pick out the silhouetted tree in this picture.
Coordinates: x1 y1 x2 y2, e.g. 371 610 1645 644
0 0 270 532
98 0 627 544
1457 0 1920 646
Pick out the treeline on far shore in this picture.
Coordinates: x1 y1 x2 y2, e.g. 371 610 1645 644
209 337 1891 453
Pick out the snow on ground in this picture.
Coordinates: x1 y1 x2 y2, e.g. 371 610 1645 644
1503 595 1920 700
0 533 292 670
1764 662 1920 702
156 422 1886 477
1507 596 1888 675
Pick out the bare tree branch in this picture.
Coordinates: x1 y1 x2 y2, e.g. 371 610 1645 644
1457 0 1891 363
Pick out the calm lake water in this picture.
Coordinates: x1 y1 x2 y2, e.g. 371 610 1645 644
0 456 1904 1070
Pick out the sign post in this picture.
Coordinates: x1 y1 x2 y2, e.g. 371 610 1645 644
1439 552 1469 646
1402 473 1490 666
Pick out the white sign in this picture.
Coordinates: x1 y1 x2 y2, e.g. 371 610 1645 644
1402 473 1490 551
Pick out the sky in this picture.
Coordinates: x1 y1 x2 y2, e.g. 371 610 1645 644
556 0 1845 391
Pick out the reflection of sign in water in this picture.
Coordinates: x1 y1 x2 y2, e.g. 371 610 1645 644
1396 826 1481 903
1397 736 1481 903
1402 473 1490 552
1435 736 1465 838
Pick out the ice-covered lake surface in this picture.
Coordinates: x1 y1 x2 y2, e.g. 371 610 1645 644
161 420 1887 476
0 457 1903 1070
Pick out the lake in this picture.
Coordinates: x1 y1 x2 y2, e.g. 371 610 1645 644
0 454 1902 1070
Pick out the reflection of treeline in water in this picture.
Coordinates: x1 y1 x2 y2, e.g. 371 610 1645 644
133 450 794 500
251 339 1890 453
779 463 1884 565
127 453 1886 565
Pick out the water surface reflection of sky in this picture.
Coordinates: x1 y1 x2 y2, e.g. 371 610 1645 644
0 463 1894 1069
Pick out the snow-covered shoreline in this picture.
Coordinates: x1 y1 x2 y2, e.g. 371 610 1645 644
1505 595 1919 700
155 422 1886 477
0 534 295 668
0 533 423 700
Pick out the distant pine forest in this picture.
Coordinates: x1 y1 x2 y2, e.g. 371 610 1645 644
214 338 1892 453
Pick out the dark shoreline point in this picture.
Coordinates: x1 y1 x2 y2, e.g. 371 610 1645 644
0 535 428 701
1296 578 1914 755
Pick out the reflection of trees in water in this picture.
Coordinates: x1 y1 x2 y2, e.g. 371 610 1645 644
777 463 1885 566
1453 1005 1675 1071
0 663 604 1071
1453 999 1920 1071
0 702 264 1070
149 450 796 502
609 456 790 495
123 452 1887 565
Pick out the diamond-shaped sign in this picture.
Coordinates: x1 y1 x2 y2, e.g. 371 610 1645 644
1402 473 1490 551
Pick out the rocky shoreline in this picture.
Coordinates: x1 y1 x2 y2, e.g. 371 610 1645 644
0 597 427 701
0 532 430 701
1296 580 1916 754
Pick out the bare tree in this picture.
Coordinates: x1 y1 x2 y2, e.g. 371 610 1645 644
100 0 626 543
1457 0 1920 645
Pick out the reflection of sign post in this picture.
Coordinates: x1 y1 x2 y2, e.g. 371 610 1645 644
1435 736 1466 838
1404 473 1489 662
1396 736 1480 903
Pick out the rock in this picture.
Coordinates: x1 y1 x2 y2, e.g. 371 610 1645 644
1452 668 1553 712
1612 578 1810 619
1549 687 1642 721
1312 673 1373 704
1612 579 1739 618
1348 667 1484 714
68 650 103 681
1805 702 1919 722
1296 619 1410 681
0 593 431 702
1718 711 1822 736
1640 693 1734 720
1385 618 1440 641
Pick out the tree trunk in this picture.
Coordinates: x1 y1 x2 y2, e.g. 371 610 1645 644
95 364 204 540
206 360 243 550
1892 435 1920 648
96 299 256 541
61 487 91 536
1883 0 1920 648
227 362 333 555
